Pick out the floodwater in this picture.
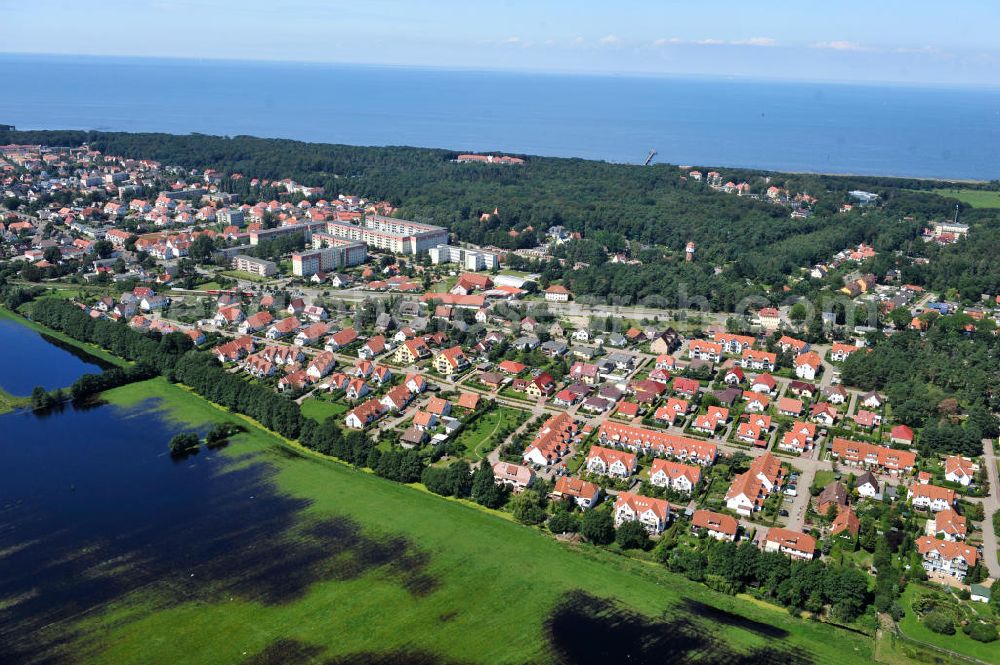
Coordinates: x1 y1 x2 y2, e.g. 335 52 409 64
0 317 108 396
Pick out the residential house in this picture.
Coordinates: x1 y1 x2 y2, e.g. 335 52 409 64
266 316 300 340
552 476 600 509
688 340 722 363
492 462 535 492
856 471 881 500
853 409 881 430
830 343 860 362
740 349 776 372
725 452 784 516
831 507 861 537
295 322 330 346
810 402 838 426
909 484 957 512
433 345 470 376
763 527 816 560
890 424 914 446
750 374 777 394
306 351 337 380
831 438 915 475
714 332 755 355
648 459 701 494
691 510 739 541
523 413 578 466
394 337 431 364
931 509 967 541
358 335 387 360
794 352 822 380
613 492 670 535
916 537 978 580
586 446 637 479
344 398 387 429
213 306 245 328
325 327 359 351
597 422 717 465
380 384 413 412
944 456 978 486
239 310 273 334
816 482 849 516
777 397 804 417
779 421 816 453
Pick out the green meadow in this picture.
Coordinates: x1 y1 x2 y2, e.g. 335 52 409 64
54 377 878 665
931 188 1000 209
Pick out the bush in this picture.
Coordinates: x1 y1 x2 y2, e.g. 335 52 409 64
922 610 955 635
968 622 998 643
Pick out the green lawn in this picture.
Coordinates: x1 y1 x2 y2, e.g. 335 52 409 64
0 385 30 415
65 377 875 664
452 406 529 460
300 396 349 422
897 584 999 663
931 188 1000 209
812 469 836 491
194 281 222 291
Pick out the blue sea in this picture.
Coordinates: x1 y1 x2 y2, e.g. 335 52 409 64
2 54 999 179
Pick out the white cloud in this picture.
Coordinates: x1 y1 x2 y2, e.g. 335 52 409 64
733 37 776 47
599 34 621 46
502 36 522 45
694 38 724 45
812 40 868 51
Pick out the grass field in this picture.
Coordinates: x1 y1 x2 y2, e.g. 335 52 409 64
0 385 30 415
64 377 876 664
452 406 529 460
219 270 270 283
194 281 222 291
299 395 349 422
897 584 998 663
931 188 1000 209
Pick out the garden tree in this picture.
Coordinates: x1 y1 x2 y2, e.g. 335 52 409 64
189 234 216 262
511 490 547 525
580 510 615 545
43 246 61 264
92 239 114 259
614 520 650 550
547 510 580 534
374 449 425 483
789 302 807 324
668 547 707 582
470 461 508 509
168 432 199 455
887 307 912 329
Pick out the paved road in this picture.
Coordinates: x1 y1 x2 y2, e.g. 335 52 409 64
976 438 1000 578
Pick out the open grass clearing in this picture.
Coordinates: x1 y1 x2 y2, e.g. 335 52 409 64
452 406 529 461
930 188 1000 209
299 396 349 423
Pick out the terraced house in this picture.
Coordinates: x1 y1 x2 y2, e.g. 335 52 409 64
585 445 637 479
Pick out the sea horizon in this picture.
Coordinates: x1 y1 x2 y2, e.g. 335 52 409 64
3 52 999 180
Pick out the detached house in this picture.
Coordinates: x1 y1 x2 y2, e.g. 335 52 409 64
932 509 967 542
492 462 535 492
325 327 358 351
740 349 776 372
295 322 330 346
239 310 273 334
344 398 387 429
379 384 413 412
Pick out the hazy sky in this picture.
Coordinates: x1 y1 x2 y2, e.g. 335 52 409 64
2 0 998 86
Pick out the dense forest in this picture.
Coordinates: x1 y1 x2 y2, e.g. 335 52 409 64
5 129 999 306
